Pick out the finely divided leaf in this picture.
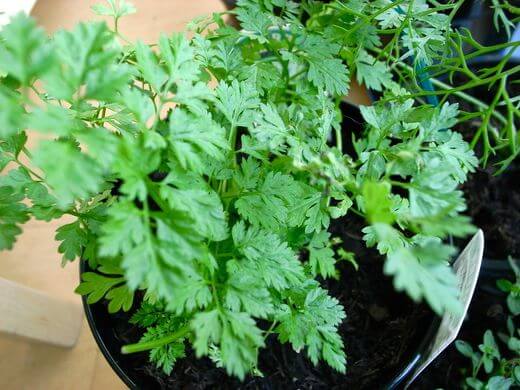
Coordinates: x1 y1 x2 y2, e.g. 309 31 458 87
135 40 168 92
232 221 305 290
45 22 121 101
0 87 25 138
215 79 260 127
225 260 274 318
32 140 104 208
308 231 336 279
168 109 229 173
91 0 136 18
276 282 346 372
235 169 299 230
0 13 53 85
55 220 88 262
191 308 265 380
299 34 349 95
75 269 134 313
159 177 228 241
0 186 29 250
384 241 462 315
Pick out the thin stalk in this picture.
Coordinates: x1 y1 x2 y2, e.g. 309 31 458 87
14 157 44 181
263 321 278 340
373 47 511 126
121 325 191 354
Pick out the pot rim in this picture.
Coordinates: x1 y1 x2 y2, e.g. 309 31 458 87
81 261 137 389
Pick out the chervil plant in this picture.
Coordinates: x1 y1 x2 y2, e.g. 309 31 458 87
306 0 519 171
0 0 479 380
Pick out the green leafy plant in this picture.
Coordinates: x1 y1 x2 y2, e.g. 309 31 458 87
456 258 520 390
0 0 483 380
306 0 519 170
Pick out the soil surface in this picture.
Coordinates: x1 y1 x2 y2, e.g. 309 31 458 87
100 215 431 390
462 160 520 259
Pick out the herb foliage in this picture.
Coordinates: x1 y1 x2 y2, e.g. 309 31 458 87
0 0 492 379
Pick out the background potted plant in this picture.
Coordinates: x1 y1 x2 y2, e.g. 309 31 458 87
0 0 506 388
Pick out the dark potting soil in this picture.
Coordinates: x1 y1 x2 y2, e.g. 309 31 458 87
462 159 520 259
103 215 431 390
452 66 520 260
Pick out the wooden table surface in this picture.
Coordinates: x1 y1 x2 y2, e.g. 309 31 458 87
0 1 369 389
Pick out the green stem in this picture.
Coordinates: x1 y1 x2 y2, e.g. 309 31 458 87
220 189 243 199
14 158 44 181
335 126 343 151
121 325 191 354
372 47 511 126
263 321 278 340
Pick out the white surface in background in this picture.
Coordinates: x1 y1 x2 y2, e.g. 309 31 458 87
0 0 37 26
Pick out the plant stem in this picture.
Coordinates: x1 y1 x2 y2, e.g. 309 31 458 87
263 321 278 340
372 47 510 126
15 157 44 181
121 325 191 354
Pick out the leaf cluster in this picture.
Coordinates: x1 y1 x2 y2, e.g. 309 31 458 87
307 0 520 170
0 0 483 380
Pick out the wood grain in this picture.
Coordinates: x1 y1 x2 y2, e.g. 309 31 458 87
0 277 83 347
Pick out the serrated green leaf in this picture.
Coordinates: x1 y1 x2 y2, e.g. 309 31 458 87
215 79 260 127
135 40 167 92
235 1 272 43
363 181 396 224
235 169 299 230
55 220 88 262
355 50 392 92
32 140 104 208
159 33 199 83
0 186 29 250
118 86 154 126
91 0 136 18
45 22 119 101
168 109 229 173
0 86 25 138
0 13 53 85
307 57 349 96
159 173 228 241
308 231 336 279
384 240 461 315
76 270 133 313
225 260 273 318
276 281 346 373
232 221 305 291
192 308 264 380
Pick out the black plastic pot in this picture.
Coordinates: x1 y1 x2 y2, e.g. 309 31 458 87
81 261 136 389
81 262 441 390
81 103 443 389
